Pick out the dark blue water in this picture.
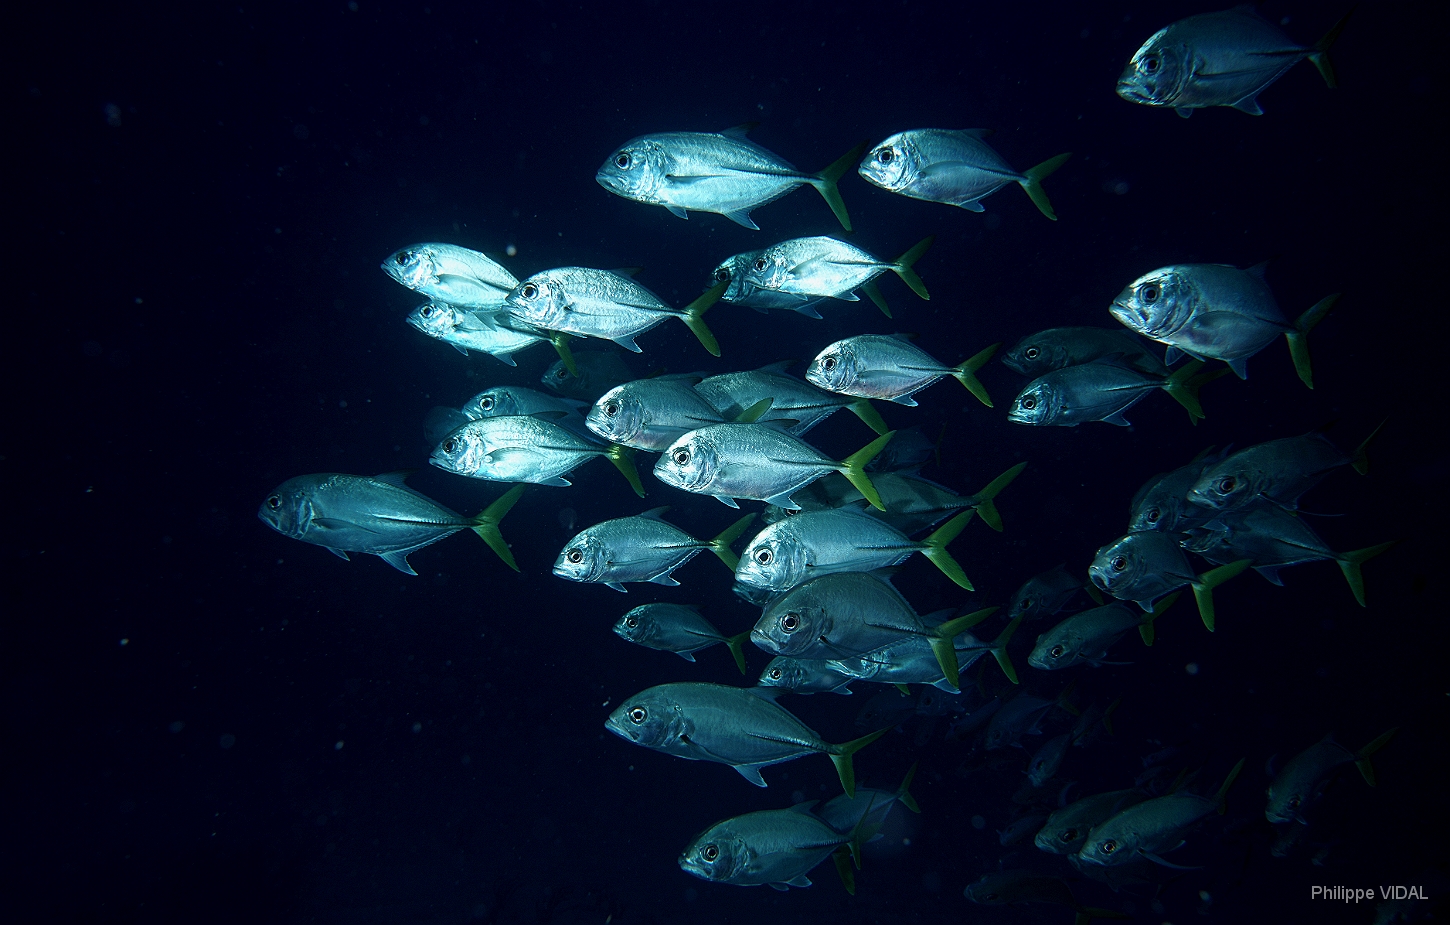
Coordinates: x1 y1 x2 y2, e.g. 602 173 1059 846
10 3 1447 923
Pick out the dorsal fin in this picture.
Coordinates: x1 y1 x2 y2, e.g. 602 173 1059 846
639 506 672 521
720 122 760 139
1244 260 1270 281
372 470 419 487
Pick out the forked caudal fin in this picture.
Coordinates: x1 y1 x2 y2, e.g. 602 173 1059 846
890 235 935 301
810 140 871 232
1310 8 1355 89
828 727 890 798
1213 757 1246 814
1189 558 1252 632
680 279 727 357
707 513 757 573
1286 293 1340 389
722 630 751 675
470 483 527 571
548 332 577 376
952 341 1000 408
837 430 895 511
1336 540 1396 607
847 398 889 436
920 510 976 590
1351 418 1385 476
1162 359 1226 422
1353 727 1398 786
970 460 1027 531
1137 590 1182 646
605 444 645 497
1019 152 1072 221
927 606 1003 690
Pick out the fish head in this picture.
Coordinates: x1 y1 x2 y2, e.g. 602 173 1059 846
742 247 792 293
1116 29 1191 108
405 301 462 339
804 339 861 394
429 425 490 478
1035 822 1086 855
1078 822 1141 867
1088 532 1162 600
596 137 672 204
1003 336 1070 376
653 431 720 494
753 597 828 656
1110 267 1194 339
1188 463 1259 512
735 530 807 592
1027 629 1077 671
504 273 569 329
258 478 315 539
604 689 680 749
381 245 436 290
463 387 514 420
1007 380 1062 425
1127 490 1180 532
540 357 580 393
1264 779 1308 825
857 133 918 192
757 656 806 691
585 385 644 445
612 606 653 644
678 826 748 884
553 530 611 584
711 253 757 303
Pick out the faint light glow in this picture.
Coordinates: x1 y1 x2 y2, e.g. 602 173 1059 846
1185 662 1200 675
412 722 423 733
334 740 344 750
971 815 986 829
169 721 185 733
219 734 236 749
505 244 517 257
104 103 122 128
119 638 130 646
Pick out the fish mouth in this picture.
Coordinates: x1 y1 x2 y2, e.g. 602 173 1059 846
678 856 711 880
603 718 636 743
1115 80 1153 105
1109 299 1152 332
749 628 781 653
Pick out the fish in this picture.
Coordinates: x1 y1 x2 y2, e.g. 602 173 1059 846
984 685 1077 751
1078 759 1245 868
1070 698 1122 749
767 464 1026 536
694 362 888 437
258 473 523 575
1088 530 1250 631
653 423 894 511
742 236 933 318
462 386 590 423
734 505 977 592
612 603 750 674
815 764 921 836
858 128 1071 220
1026 732 1073 787
604 681 887 794
1126 445 1230 533
805 334 997 408
381 243 518 309
1117 9 1352 117
1187 424 1380 513
429 414 644 496
678 802 855 891
1027 594 1181 670
997 813 1051 847
503 267 725 357
540 349 634 400
832 612 1021 691
1109 262 1339 388
1265 729 1398 824
585 377 749 452
1003 326 1168 377
1007 358 1216 427
405 301 547 364
865 424 940 473
552 507 754 592
1182 505 1395 606
1035 789 1149 856
757 656 858 696
1008 565 1087 622
596 125 867 231
711 251 829 318
964 869 1128 922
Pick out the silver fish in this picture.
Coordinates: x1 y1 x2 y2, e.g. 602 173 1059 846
757 656 858 696
806 334 997 408
604 681 886 793
1078 759 1244 868
1008 359 1211 427
1109 262 1338 388
429 415 643 496
735 505 975 592
1265 729 1397 824
653 423 894 511
766 465 1026 536
463 386 589 422
596 125 866 230
540 349 633 400
711 251 829 318
1027 597 1178 670
678 803 850 891
504 267 724 356
1089 530 1248 631
1008 565 1086 623
1003 326 1167 377
859 128 1070 220
694 362 888 437
612 603 749 673
742 235 932 318
585 377 735 452
1187 425 1378 513
1035 789 1149 856
751 572 927 662
405 301 545 364
1127 446 1229 533
381 243 517 309
258 472 523 574
1118 9 1352 117
552 507 753 592
830 611 1020 691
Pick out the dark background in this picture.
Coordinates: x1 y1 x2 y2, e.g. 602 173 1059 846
7 2 1447 922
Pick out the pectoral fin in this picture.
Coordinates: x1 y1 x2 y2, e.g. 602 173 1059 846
378 551 419 575
734 763 769 787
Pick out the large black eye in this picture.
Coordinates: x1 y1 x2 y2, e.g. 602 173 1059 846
521 283 538 300
780 612 800 633
1146 506 1161 524
1111 555 1128 572
701 844 719 862
755 548 772 565
628 706 647 724
1021 397 1037 410
442 438 456 454
395 252 411 265
822 356 837 371
714 267 730 282
420 305 433 317
566 548 583 564
615 152 632 169
1141 282 1161 304
1024 347 1039 359
1050 644 1065 658
625 616 638 628
876 148 894 164
1217 476 1237 493
266 496 281 510
479 396 495 412
672 448 690 466
604 401 620 417
1142 54 1161 74
1288 796 1301 808
1061 828 1078 843
555 367 570 380
1101 839 1118 854
768 667 782 680
753 257 768 272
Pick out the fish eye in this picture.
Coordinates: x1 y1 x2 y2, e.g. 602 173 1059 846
1021 397 1037 410
420 305 433 317
521 283 538 300
1217 476 1237 493
768 667 782 680
628 706 647 724
1018 597 1033 611
395 252 411 264
1100 839 1118 854
479 396 495 412
714 267 730 282
555 367 570 380
566 548 584 564
1024 347 1039 359
672 448 690 466
442 438 456 454
1111 555 1128 572
625 616 638 628
266 495 281 510
604 401 620 416
780 612 800 633
755 548 772 565
1050 644 1065 658
1061 828 1078 842
821 356 837 371
1142 54 1161 75
876 148 894 164
1140 282 1161 304
753 257 768 272
701 844 719 862
1146 506 1161 523
615 151 632 169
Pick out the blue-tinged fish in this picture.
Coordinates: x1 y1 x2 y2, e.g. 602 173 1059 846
984 685 1077 751
1008 565 1087 623
694 362 888 437
540 349 634 400
679 802 855 891
859 129 1070 220
1008 359 1215 427
258 473 523 574
712 251 829 318
381 243 517 309
430 415 643 496
816 765 920 841
1028 594 1179 670
1127 445 1229 533
552 508 753 592
751 571 928 662
1187 424 1380 513
463 386 589 422
964 869 1129 922
596 125 866 231
1078 759 1244 869
806 334 997 408
1004 326 1168 377
405 301 546 364
1110 262 1338 388
1089 530 1249 631
865 424 939 473
605 681 886 794
742 236 933 318
998 813 1052 847
757 656 858 696
585 377 742 452
1182 505 1394 606
1265 729 1398 824
1035 789 1149 856
832 612 1020 691
612 603 749 673
1118 9 1352 117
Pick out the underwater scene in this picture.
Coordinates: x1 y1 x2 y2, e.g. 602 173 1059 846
10 2 1449 923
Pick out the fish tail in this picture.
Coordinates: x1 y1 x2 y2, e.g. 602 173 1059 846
1351 417 1386 475
1213 757 1246 814
1102 698 1121 736
846 398 889 436
734 397 774 424
1286 293 1340 389
1138 590 1182 646
1189 558 1252 632
1018 152 1072 220
921 510 976 590
1084 581 1104 605
950 341 1000 408
930 606 998 690
548 331 577 376
810 139 870 231
722 630 751 675
828 727 890 798
605 444 646 497
830 845 857 895
1056 678 1081 716
707 513 757 572
970 460 1027 531
1309 8 1355 88
838 430 896 511
895 761 921 814
680 279 727 357
1162 359 1223 422
1335 540 1397 607
889 235 934 300
1353 727 1399 786
860 278 893 318
990 615 1022 684
469 484 526 571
